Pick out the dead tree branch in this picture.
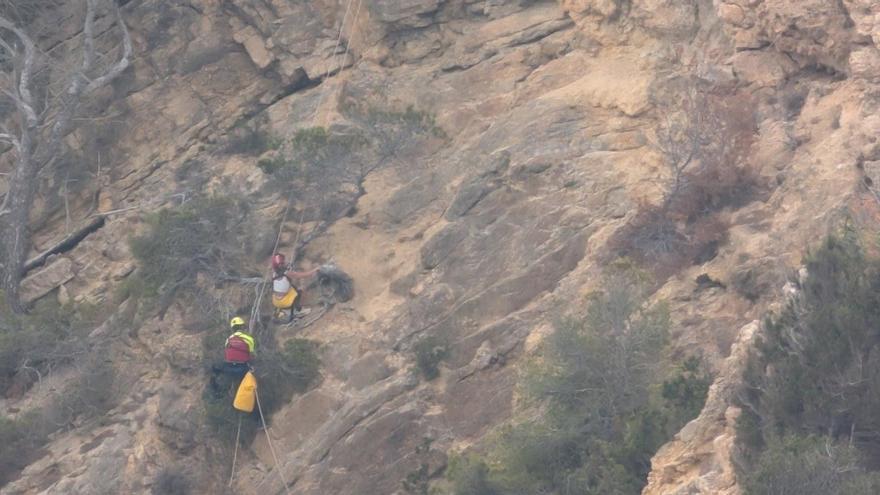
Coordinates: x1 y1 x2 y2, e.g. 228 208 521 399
0 0 131 313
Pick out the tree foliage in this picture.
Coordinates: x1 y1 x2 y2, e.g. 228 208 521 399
0 297 100 394
127 196 255 315
447 267 710 494
414 334 449 381
737 231 880 492
739 435 880 495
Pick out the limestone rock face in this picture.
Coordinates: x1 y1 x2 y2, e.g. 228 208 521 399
3 0 880 494
717 0 860 74
20 258 74 304
643 321 759 495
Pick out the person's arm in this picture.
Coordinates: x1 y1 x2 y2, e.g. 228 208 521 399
285 267 319 280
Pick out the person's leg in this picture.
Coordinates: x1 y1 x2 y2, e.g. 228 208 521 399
210 366 232 399
292 287 303 312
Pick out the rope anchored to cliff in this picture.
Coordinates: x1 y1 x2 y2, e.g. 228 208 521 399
224 0 364 491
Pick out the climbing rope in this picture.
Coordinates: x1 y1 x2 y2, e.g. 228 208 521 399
311 0 363 124
226 0 364 488
248 192 294 333
228 415 243 487
256 387 292 495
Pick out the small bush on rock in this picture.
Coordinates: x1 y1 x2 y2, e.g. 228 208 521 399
413 335 449 380
609 80 761 280
152 467 191 495
0 412 48 486
128 196 254 316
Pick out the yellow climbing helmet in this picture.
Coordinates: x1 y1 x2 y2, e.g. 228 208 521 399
230 316 246 329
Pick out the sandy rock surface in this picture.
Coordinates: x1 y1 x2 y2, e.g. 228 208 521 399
2 0 880 494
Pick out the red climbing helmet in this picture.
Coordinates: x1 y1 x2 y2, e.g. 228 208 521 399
271 253 286 271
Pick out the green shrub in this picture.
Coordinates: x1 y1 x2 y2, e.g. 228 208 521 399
128 196 252 311
291 126 332 154
152 467 191 495
402 463 430 495
446 266 709 494
253 338 322 416
201 336 321 444
0 412 48 486
736 231 880 490
661 356 711 426
279 338 322 392
413 335 449 380
447 454 502 495
201 391 259 446
256 154 289 174
222 122 281 156
740 435 880 495
0 297 100 395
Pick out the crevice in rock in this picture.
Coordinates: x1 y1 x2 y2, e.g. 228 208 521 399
734 41 772 52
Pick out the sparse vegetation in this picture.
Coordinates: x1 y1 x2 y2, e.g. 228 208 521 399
0 292 119 488
445 266 710 494
263 126 366 188
127 196 255 316
354 105 446 162
609 80 761 279
222 119 281 156
201 332 321 445
0 297 101 395
739 435 880 495
152 467 191 495
736 231 880 493
403 463 431 495
0 412 48 486
414 335 449 380
174 159 205 185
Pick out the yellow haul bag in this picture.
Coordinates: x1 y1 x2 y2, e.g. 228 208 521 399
272 288 298 309
233 371 257 412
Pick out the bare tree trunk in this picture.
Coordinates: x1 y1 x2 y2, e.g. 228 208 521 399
0 0 131 313
2 126 36 313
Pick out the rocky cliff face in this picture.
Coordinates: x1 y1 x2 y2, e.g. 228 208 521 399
2 0 880 494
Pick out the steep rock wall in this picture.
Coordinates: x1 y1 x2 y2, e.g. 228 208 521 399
1 0 879 494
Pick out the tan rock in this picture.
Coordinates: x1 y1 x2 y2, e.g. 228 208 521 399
539 50 653 116
21 257 75 303
634 0 698 36
561 0 621 19
57 283 71 305
850 46 880 81
842 0 880 39
643 321 759 495
718 3 747 26
234 26 275 69
731 50 795 86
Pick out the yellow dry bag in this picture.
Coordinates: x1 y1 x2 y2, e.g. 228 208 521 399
272 288 298 309
233 371 257 413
